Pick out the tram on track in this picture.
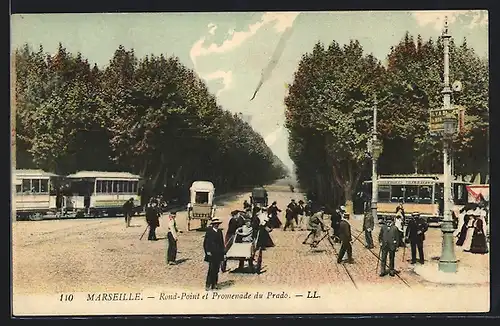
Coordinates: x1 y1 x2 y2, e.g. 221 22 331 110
13 169 63 220
65 171 142 218
363 174 470 225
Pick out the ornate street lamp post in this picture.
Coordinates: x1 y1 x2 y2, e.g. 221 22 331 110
438 18 458 273
369 103 382 223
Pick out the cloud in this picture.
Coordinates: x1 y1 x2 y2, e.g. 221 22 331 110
201 70 233 96
189 12 300 66
413 10 488 31
264 125 284 147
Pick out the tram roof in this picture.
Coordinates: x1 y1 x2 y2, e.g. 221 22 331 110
190 181 215 191
14 169 59 178
66 171 141 179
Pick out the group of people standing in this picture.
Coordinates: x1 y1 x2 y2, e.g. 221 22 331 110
455 207 489 254
143 197 179 264
361 202 429 277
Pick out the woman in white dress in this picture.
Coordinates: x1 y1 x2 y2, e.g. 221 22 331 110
462 210 476 252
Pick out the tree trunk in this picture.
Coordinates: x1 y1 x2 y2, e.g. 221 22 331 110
343 184 354 217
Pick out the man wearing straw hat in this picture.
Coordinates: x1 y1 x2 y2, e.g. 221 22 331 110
203 217 225 291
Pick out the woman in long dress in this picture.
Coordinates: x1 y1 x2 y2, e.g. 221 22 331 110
456 214 470 246
462 213 477 252
257 209 275 249
470 213 489 254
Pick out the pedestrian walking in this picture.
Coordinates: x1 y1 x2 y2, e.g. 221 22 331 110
331 205 344 242
362 203 374 249
122 198 135 227
469 211 489 254
378 216 400 277
283 207 295 231
257 208 275 249
287 199 299 227
456 211 472 246
394 211 405 247
225 210 244 245
203 218 225 291
404 212 428 264
297 200 306 230
243 200 251 211
267 201 282 228
166 212 179 265
305 206 326 247
337 213 354 264
145 199 160 241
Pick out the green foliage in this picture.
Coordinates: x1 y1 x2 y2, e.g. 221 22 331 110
15 43 287 197
286 32 489 207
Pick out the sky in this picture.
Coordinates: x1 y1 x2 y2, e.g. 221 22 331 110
11 10 489 174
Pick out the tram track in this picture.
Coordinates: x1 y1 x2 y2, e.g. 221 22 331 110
350 227 412 289
312 225 412 289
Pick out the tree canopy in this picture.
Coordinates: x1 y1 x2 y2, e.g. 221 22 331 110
14 43 288 200
285 32 489 211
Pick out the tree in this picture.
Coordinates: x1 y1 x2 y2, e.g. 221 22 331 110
383 33 489 180
285 40 386 214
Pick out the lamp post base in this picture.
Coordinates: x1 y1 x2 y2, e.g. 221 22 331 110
438 219 458 273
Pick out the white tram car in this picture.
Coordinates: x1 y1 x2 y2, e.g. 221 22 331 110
13 169 61 220
65 171 142 217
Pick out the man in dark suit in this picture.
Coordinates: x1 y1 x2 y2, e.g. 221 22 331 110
145 199 160 240
203 217 225 291
378 216 400 276
337 213 354 264
405 212 428 264
362 202 375 249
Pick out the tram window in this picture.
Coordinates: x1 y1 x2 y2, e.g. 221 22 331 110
122 181 129 193
390 186 405 203
40 179 48 193
96 180 102 193
105 180 112 193
378 185 391 203
22 179 31 193
405 186 418 203
112 181 118 193
132 181 138 194
195 192 209 204
16 185 22 193
121 181 128 193
31 179 40 193
418 186 432 204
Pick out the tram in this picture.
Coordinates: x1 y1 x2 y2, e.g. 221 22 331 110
362 174 470 225
65 171 142 218
13 169 62 220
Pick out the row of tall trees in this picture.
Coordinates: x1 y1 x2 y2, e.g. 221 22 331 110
15 43 288 199
285 33 489 212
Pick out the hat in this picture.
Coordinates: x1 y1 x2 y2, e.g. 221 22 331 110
298 200 304 204
472 211 481 217
210 218 222 225
272 201 277 205
340 206 346 211
291 199 295 202
230 210 240 216
236 225 253 237
412 212 420 217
